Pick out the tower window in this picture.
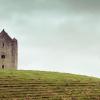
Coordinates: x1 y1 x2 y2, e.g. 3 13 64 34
2 65 4 69
1 55 5 59
2 43 4 47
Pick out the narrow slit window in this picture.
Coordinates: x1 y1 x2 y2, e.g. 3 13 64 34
2 65 4 69
2 43 4 47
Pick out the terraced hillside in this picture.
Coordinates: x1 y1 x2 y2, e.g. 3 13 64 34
0 70 100 100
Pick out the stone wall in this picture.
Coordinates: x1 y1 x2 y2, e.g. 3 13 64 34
0 30 18 69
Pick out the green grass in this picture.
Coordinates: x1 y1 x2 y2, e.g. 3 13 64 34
0 70 99 100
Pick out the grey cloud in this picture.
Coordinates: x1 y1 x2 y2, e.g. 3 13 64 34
1 0 100 16
66 0 100 13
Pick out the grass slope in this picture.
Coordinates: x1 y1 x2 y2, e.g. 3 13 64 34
0 70 99 100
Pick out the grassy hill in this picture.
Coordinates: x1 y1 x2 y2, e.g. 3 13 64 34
0 70 100 100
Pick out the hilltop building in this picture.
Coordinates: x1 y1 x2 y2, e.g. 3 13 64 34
0 29 18 69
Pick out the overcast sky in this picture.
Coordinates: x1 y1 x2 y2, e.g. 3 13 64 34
0 0 100 77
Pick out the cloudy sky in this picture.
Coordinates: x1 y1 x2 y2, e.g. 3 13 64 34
0 0 100 77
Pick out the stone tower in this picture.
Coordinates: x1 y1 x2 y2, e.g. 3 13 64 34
0 29 18 69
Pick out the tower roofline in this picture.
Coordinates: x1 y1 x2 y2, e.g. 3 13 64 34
13 38 17 41
0 29 12 41
1 29 6 33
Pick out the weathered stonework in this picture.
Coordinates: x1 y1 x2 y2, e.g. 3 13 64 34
0 29 18 69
